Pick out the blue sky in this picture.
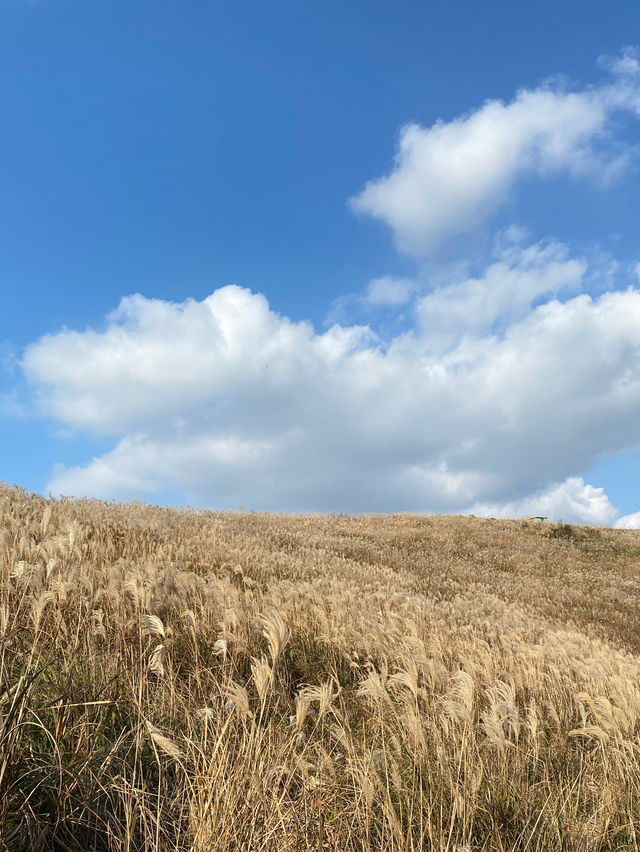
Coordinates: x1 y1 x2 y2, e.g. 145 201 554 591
2 0 640 524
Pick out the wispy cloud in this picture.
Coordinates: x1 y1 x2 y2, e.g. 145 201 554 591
350 52 640 259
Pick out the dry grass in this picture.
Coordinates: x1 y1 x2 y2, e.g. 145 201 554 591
2 482 640 850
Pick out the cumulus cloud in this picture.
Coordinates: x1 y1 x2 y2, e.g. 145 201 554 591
350 55 640 258
23 287 375 436
615 510 640 529
470 477 617 525
416 239 585 349
22 245 640 515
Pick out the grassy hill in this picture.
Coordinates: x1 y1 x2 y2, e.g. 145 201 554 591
1 482 640 850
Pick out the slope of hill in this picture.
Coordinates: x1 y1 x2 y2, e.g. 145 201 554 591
1 482 640 850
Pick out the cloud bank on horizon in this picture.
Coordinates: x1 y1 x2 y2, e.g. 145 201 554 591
20 49 640 525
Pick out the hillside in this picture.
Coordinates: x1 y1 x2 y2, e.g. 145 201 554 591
1 482 640 850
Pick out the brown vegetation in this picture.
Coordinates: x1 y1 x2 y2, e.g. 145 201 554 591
2 482 640 850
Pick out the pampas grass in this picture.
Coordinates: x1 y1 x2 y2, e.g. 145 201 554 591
3 482 640 850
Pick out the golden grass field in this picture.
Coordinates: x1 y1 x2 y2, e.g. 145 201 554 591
2 482 640 851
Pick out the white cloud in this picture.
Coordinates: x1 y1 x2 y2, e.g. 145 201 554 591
470 477 617 525
350 55 640 259
615 510 640 529
48 433 278 506
416 239 585 349
365 276 415 306
21 246 640 514
599 46 640 81
23 287 374 435
325 276 416 325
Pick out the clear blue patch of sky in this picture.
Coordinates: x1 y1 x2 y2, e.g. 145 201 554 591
587 452 640 517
